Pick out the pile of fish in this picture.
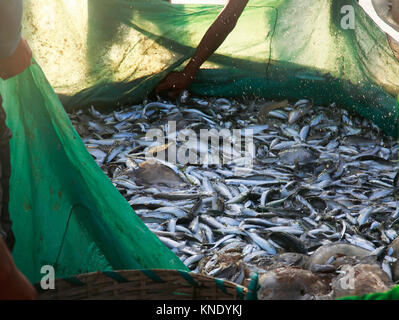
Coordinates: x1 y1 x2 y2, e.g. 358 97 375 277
69 93 399 299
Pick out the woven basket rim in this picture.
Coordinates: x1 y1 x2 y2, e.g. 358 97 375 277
36 268 251 300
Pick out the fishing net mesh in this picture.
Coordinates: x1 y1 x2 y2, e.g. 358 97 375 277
0 0 397 300
0 61 188 283
22 0 399 134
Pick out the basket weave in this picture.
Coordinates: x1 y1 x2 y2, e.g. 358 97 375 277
36 269 249 300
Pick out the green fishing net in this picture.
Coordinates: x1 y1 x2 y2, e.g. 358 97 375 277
338 285 399 300
23 0 399 135
0 62 187 283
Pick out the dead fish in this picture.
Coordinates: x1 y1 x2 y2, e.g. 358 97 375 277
258 100 289 122
216 216 241 227
153 192 202 201
345 235 376 251
154 207 188 218
199 223 215 244
244 231 277 255
87 148 107 163
357 207 374 226
288 103 312 124
308 243 371 269
268 110 288 120
225 191 249 205
394 171 399 189
278 147 319 165
142 102 176 118
369 189 392 201
243 218 278 228
129 160 185 187
243 250 270 263
270 141 297 151
214 182 233 200
211 234 236 250
299 125 310 141
168 219 177 233
158 236 185 250
200 215 226 230
342 135 376 147
269 232 307 254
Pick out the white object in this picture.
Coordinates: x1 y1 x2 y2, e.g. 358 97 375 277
359 0 399 42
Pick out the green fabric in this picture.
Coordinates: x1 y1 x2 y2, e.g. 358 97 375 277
246 272 259 300
338 285 399 300
0 61 187 283
236 285 244 300
23 0 399 136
